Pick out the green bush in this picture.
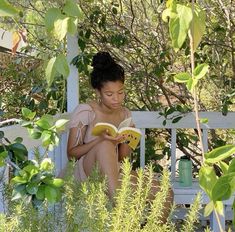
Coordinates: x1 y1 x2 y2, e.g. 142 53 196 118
1 160 201 232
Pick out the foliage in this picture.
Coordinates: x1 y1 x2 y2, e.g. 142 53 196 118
163 0 235 230
1 0 235 170
0 108 68 206
0 160 202 232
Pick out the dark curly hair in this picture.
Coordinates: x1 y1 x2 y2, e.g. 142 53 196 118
90 52 125 90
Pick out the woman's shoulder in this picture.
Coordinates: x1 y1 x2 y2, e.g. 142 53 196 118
122 106 132 118
72 103 93 113
69 103 95 128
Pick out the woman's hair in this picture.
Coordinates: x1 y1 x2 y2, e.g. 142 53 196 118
90 51 124 90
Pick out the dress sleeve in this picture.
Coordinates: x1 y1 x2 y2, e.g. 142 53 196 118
124 107 135 127
69 104 95 145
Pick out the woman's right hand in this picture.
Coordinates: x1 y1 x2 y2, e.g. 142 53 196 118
100 130 124 146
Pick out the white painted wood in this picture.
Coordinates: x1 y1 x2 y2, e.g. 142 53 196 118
202 129 208 153
132 111 235 129
171 129 177 180
2 124 42 150
140 128 146 168
66 35 79 112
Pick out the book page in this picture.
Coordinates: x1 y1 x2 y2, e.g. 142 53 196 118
117 117 132 130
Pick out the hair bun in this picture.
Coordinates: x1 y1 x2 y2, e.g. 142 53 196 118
91 52 115 70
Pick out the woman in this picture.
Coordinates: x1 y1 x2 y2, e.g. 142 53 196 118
67 51 133 197
67 52 173 220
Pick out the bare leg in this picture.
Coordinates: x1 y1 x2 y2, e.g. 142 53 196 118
83 140 119 198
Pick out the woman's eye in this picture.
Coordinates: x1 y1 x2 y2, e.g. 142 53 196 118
119 92 124 94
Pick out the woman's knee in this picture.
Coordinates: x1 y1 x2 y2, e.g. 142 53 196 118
95 140 117 158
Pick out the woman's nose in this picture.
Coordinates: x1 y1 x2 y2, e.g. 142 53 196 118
112 94 118 101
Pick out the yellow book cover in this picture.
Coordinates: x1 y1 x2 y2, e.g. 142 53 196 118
91 118 141 150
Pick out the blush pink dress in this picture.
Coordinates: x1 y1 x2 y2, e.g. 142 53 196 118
64 103 132 181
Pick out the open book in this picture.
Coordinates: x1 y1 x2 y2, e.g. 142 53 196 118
91 117 141 150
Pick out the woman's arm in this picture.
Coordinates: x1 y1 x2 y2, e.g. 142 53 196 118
67 127 124 160
118 143 132 161
67 127 103 160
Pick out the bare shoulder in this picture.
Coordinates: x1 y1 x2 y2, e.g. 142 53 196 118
122 106 132 117
87 101 99 111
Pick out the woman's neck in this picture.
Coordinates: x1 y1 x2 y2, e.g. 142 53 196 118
98 101 121 115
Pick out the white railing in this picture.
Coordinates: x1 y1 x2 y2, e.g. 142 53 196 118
1 111 235 231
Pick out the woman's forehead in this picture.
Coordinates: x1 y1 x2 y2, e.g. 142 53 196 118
101 81 124 91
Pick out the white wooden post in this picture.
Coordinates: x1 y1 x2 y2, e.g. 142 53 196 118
140 128 146 168
66 35 79 112
171 129 177 180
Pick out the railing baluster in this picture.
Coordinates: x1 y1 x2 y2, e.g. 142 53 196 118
202 129 208 153
171 129 177 180
140 128 146 168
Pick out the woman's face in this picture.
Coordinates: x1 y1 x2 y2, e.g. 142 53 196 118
98 81 125 110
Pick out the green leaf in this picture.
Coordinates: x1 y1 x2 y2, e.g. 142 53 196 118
63 0 84 18
204 201 214 217
214 201 224 216
40 158 54 171
212 173 235 201
0 150 8 159
199 165 217 198
14 137 23 143
174 72 191 83
67 18 77 35
36 115 53 130
200 118 208 124
26 182 38 195
0 157 5 167
172 116 182 123
50 178 64 188
36 185 45 200
23 164 39 180
45 186 58 203
186 78 194 92
30 131 42 139
205 145 235 164
55 119 69 131
55 54 70 78
169 4 193 51
0 0 19 17
189 6 206 51
218 161 229 174
227 158 235 173
162 8 174 22
9 143 28 161
193 63 209 80
21 108 36 120
54 16 70 41
36 118 51 130
12 184 26 200
41 131 52 147
11 176 28 184
44 8 61 32
45 57 57 87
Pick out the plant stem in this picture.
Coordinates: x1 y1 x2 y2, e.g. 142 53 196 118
214 209 224 232
189 2 223 231
188 1 205 162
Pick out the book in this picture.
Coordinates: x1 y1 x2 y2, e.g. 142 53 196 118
91 117 141 150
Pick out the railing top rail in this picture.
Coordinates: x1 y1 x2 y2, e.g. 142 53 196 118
132 111 235 129
1 111 235 150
